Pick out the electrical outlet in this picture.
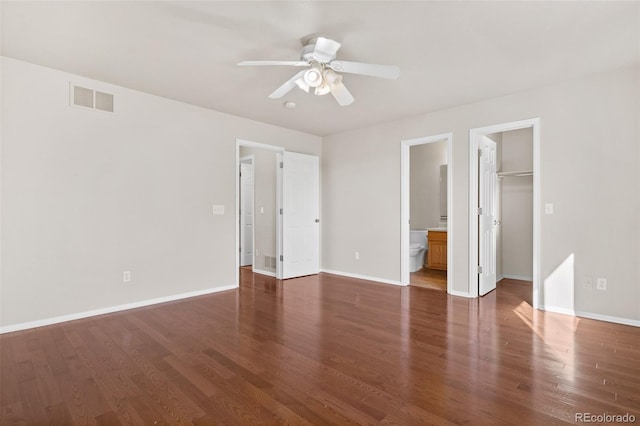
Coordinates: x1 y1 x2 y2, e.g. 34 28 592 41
212 205 225 215
583 276 593 289
545 203 554 214
596 278 607 291
123 271 131 283
354 251 360 260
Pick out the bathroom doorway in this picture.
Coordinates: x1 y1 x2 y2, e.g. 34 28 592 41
400 133 453 292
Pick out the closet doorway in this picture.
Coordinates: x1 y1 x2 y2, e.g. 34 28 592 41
469 119 541 308
400 133 453 292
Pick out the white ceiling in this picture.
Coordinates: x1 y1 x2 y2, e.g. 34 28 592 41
2 1 639 136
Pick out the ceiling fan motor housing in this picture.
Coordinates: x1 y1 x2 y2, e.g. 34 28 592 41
300 37 338 64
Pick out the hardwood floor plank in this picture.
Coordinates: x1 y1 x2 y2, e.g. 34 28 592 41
0 402 27 426
17 378 48 424
94 410 123 425
129 371 205 423
45 401 74 425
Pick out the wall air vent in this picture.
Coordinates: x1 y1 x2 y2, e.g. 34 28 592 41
70 84 114 113
95 91 114 112
264 256 277 271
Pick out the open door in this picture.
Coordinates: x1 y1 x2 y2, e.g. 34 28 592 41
239 160 254 267
479 136 497 296
282 151 319 279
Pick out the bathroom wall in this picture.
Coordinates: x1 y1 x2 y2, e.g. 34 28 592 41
409 141 447 230
500 128 533 280
239 146 278 274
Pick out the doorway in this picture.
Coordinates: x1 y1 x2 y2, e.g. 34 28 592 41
236 139 284 285
469 119 540 309
235 139 321 286
239 156 255 268
400 133 453 292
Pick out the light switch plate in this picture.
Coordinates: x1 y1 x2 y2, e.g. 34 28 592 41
545 203 554 214
212 205 225 215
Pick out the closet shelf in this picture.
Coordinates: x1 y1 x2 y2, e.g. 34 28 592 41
497 170 533 178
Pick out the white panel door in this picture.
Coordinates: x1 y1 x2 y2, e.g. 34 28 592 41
479 136 497 296
240 161 254 266
282 151 319 279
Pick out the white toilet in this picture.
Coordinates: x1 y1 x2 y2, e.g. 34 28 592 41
409 230 427 272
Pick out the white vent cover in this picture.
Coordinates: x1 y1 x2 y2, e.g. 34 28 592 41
264 256 277 271
71 84 114 112
95 91 114 112
73 85 93 108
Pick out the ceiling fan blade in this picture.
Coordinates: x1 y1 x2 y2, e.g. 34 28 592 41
330 82 355 106
268 70 307 99
328 60 400 80
238 60 308 67
313 37 342 61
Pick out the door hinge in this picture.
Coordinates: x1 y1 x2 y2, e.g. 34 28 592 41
479 149 483 157
280 208 283 215
477 265 483 274
280 255 283 261
239 171 242 177
477 207 483 215
280 162 283 169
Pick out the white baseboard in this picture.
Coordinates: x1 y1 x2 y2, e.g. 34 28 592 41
0 284 238 334
574 310 640 327
539 305 640 327
252 268 276 277
539 305 576 317
448 289 474 298
321 269 404 286
500 274 533 282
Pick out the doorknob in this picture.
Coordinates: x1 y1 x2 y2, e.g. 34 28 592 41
315 219 320 223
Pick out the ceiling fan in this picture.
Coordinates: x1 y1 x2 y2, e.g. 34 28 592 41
238 37 400 106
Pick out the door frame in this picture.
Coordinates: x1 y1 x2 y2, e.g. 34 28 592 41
468 118 540 309
235 139 284 285
400 133 453 293
239 155 255 268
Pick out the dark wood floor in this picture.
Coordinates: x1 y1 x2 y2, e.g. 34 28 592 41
1 271 639 424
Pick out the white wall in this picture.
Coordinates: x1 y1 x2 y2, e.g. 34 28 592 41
0 57 321 329
500 128 533 280
409 141 447 230
322 65 640 322
239 146 277 273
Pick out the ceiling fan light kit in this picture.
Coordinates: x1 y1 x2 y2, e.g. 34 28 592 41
238 37 399 107
303 63 323 87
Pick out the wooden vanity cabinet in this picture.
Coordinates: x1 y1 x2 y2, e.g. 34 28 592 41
427 231 447 271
